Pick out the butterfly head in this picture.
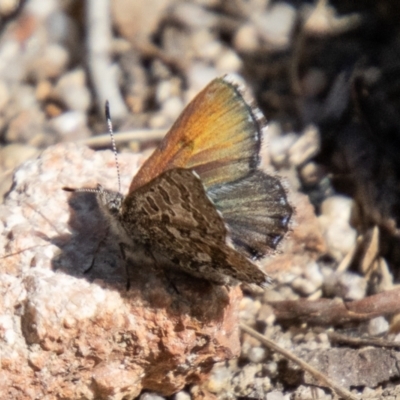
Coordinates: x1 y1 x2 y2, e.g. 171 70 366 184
96 184 124 217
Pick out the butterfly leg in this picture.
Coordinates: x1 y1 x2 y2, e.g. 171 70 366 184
119 242 131 290
83 226 110 274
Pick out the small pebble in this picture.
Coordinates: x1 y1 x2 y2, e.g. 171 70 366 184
173 391 191 400
299 161 325 186
139 393 165 400
263 361 278 378
205 361 234 394
234 23 259 53
304 261 324 289
324 271 366 301
215 48 242 73
368 316 389 336
319 196 357 261
161 96 183 121
291 276 317 296
171 2 217 29
288 125 320 167
192 29 222 60
269 131 297 167
48 111 89 140
266 391 285 400
0 0 19 16
247 346 267 363
254 2 296 49
54 69 91 112
29 44 69 81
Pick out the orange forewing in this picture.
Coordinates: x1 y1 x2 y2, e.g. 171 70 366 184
129 77 262 192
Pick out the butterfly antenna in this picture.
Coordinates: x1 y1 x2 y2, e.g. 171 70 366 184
105 101 121 193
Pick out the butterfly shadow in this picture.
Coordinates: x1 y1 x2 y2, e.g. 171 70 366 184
51 191 231 322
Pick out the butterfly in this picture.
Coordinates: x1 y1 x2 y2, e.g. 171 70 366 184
67 76 293 287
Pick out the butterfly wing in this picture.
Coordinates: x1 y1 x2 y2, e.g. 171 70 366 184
129 76 263 192
209 171 293 258
128 75 292 260
121 168 269 286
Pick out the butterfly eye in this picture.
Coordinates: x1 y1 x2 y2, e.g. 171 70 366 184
108 196 122 214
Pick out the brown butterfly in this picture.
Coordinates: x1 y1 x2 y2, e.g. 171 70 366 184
67 76 293 287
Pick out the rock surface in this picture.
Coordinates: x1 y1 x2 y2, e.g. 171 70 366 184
0 143 241 399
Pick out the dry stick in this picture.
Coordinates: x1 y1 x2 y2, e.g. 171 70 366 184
240 323 359 400
86 0 128 119
328 331 400 349
79 129 166 147
270 288 400 326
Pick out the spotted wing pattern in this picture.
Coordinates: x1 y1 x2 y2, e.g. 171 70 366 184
120 168 270 286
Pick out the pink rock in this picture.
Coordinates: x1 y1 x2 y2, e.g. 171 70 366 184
0 143 241 399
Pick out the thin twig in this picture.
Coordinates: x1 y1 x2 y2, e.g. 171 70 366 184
328 331 400 349
240 323 359 400
269 288 400 326
86 0 128 119
78 129 166 147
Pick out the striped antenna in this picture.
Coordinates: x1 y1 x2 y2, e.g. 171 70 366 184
105 101 121 193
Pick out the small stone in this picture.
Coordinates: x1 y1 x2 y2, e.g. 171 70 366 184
0 0 19 16
263 361 278 378
187 63 219 98
291 276 317 296
28 44 69 81
156 80 174 104
234 23 259 53
319 196 357 261
299 162 325 186
239 297 261 324
254 2 296 49
54 69 91 112
205 361 234 394
173 391 191 400
269 132 297 167
315 333 329 345
139 393 165 400
368 317 389 336
35 80 53 102
266 392 284 400
171 2 218 30
192 29 222 60
295 385 332 400
320 195 353 222
48 111 91 141
257 304 275 327
215 48 242 73
304 261 324 290
232 363 271 397
161 96 184 121
247 346 267 363
324 271 366 301
149 113 169 129
288 125 320 167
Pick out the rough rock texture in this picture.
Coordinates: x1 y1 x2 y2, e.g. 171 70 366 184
0 143 241 400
